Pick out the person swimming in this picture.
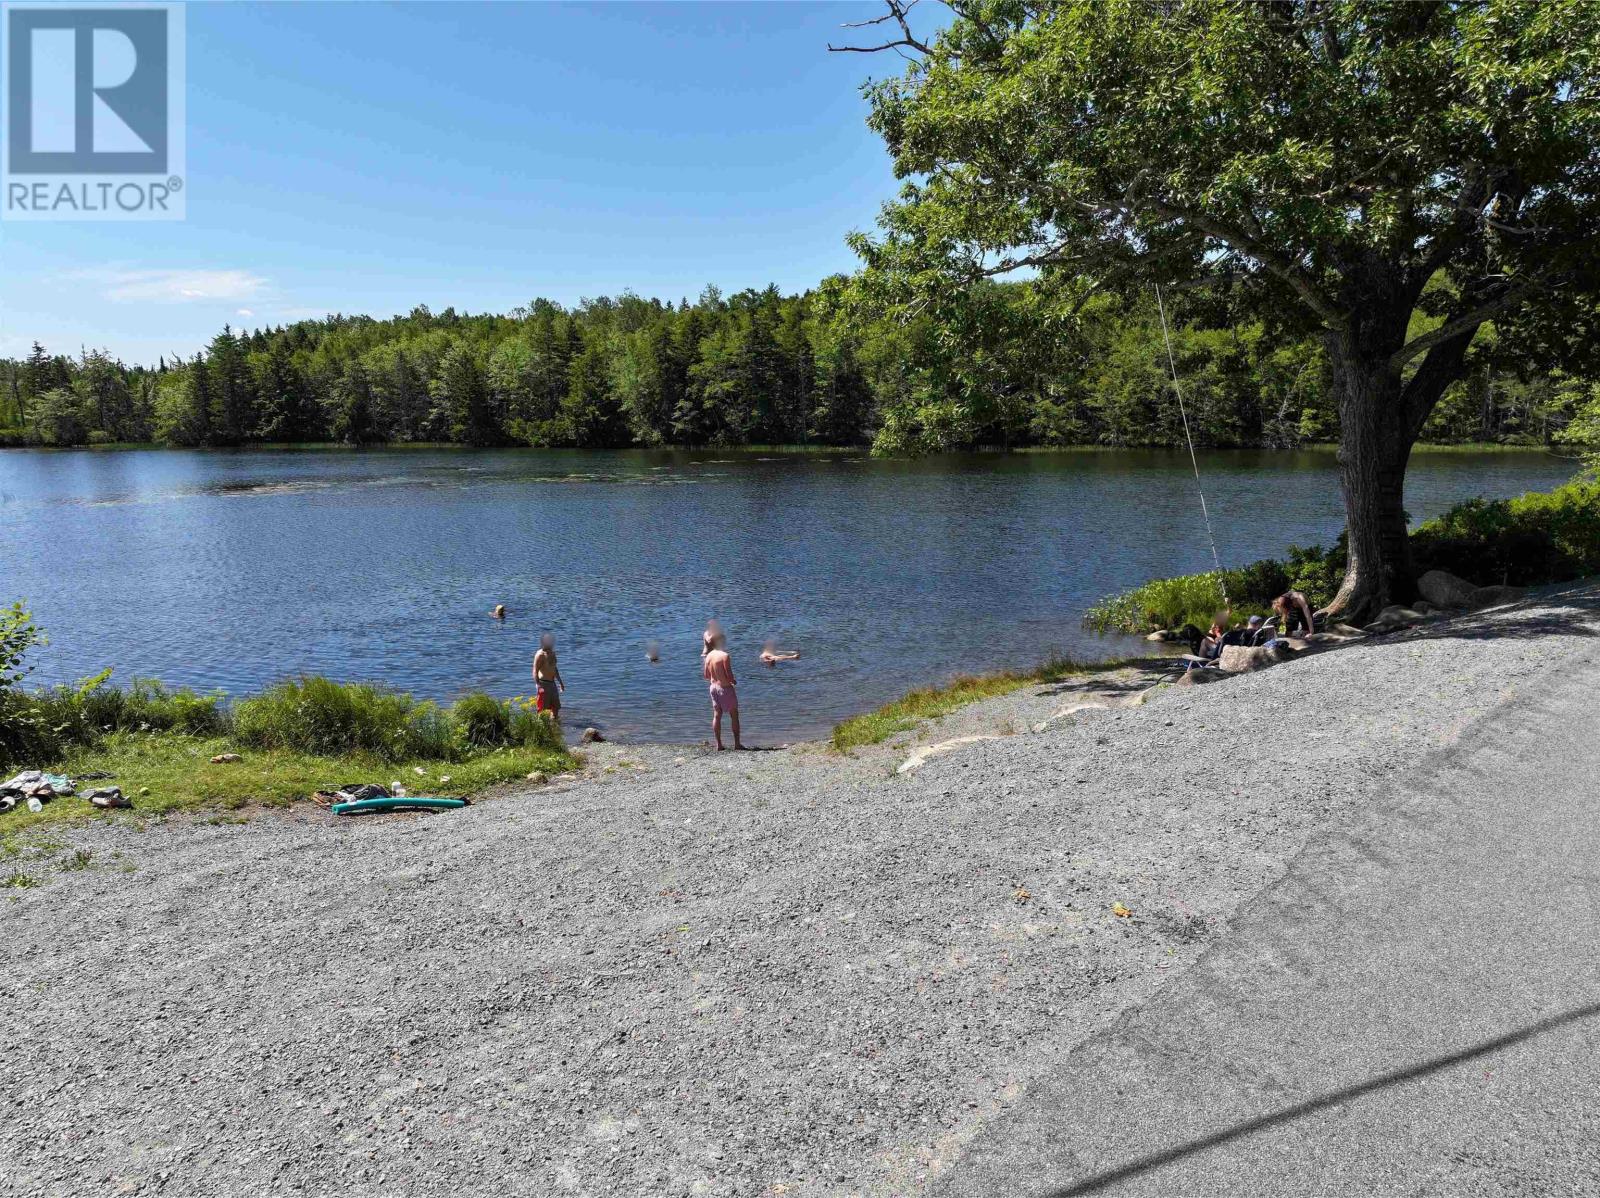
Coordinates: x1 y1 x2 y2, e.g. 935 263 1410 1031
491 604 507 620
759 640 800 665
646 640 660 664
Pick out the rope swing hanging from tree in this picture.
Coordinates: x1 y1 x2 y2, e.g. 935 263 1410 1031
1153 282 1229 610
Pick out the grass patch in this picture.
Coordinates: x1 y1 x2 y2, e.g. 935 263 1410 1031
233 677 565 762
60 848 93 871
831 655 1138 751
233 677 456 761
0 731 575 835
1 672 228 769
0 651 578 836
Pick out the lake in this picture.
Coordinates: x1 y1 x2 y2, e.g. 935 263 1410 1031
0 446 1578 743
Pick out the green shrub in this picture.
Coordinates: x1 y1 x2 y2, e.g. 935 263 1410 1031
1 658 229 769
456 692 565 752
121 678 231 735
1084 571 1230 633
507 700 565 753
0 606 568 777
1412 480 1600 585
450 691 511 749
0 602 43 693
1283 540 1346 607
32 674 228 738
233 676 455 762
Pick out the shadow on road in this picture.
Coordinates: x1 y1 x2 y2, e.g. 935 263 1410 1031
1044 1000 1600 1197
1405 606 1600 644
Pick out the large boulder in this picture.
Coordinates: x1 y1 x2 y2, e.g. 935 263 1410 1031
1364 604 1439 634
1417 569 1480 609
1217 642 1295 673
1376 604 1433 626
1468 584 1526 609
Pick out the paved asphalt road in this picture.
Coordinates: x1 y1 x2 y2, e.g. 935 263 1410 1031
936 612 1600 1196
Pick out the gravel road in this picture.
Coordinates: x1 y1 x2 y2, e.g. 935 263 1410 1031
3 581 1596 1197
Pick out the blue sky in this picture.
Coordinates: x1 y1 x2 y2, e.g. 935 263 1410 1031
0 1 916 364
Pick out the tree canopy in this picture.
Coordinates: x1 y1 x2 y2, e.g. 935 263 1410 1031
851 0 1599 349
842 0 1600 614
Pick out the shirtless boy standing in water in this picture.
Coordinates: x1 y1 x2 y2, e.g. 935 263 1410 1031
532 633 565 719
702 630 743 751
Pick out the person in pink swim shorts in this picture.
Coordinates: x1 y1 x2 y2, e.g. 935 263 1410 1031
701 629 744 751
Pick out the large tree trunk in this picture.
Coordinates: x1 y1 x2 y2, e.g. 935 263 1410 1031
1318 296 1486 623
1322 342 1416 623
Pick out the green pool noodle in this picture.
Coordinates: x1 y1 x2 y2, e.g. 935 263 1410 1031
330 796 468 816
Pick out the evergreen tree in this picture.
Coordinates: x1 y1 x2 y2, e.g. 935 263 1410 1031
333 361 379 445
811 338 873 445
562 340 628 447
254 340 317 442
36 387 87 445
168 357 214 446
438 345 498 446
21 342 68 425
206 326 252 445
385 350 426 441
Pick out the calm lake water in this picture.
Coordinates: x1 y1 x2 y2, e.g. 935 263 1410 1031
0 447 1578 743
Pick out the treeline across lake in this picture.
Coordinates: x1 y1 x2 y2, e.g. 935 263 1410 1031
3 282 1596 454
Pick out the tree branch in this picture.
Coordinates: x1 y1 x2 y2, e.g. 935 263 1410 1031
1399 326 1477 439
828 0 931 56
1140 199 1344 326
1389 276 1549 370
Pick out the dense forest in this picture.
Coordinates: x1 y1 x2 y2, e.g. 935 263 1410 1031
2 281 1595 455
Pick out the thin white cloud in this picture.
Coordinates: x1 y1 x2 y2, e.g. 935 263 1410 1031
66 267 269 304
236 308 255 318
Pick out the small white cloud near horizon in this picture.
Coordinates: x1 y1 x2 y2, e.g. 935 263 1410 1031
66 267 269 304
236 308 255 318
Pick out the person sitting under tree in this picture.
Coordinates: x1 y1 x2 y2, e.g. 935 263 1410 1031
1273 590 1317 637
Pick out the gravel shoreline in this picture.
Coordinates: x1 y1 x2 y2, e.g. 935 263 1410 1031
4 581 1597 1197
